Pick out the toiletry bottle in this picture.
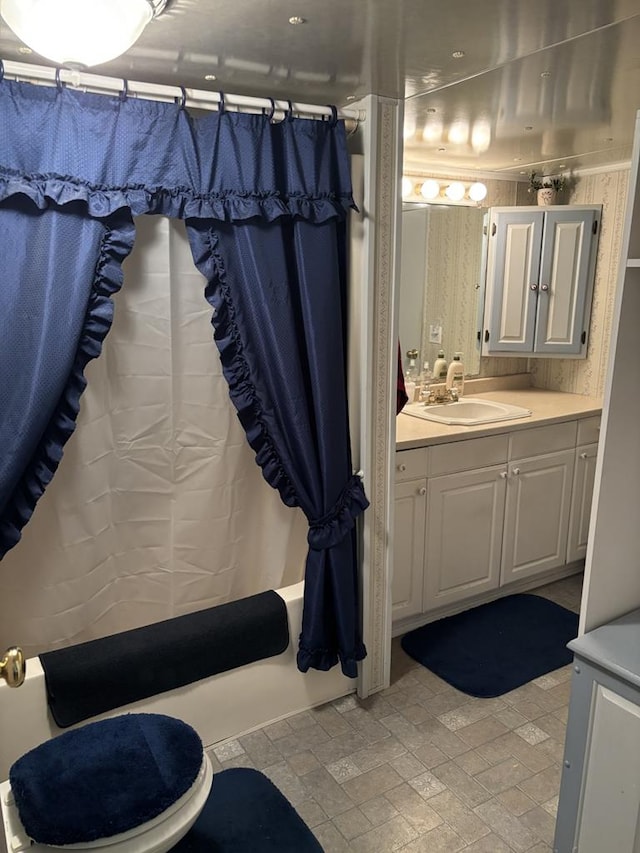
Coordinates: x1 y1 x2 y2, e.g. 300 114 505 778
446 352 464 397
419 361 432 402
404 349 419 403
433 350 448 382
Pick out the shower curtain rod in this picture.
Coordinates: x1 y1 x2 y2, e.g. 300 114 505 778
1 59 364 131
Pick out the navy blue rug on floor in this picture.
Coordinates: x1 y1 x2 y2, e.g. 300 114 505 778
172 768 322 852
400 594 579 698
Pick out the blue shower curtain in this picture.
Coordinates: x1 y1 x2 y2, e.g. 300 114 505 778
0 80 367 676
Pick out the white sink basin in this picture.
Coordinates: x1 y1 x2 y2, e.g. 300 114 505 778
404 397 532 426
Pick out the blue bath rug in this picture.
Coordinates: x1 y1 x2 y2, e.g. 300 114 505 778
173 768 322 852
400 593 578 697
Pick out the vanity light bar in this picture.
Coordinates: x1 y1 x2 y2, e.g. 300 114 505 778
401 177 488 205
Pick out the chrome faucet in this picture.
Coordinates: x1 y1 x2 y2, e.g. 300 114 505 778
423 386 458 405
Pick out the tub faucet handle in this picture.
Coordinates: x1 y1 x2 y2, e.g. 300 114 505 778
0 647 25 688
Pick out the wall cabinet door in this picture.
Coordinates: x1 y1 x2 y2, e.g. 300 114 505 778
501 449 575 584
567 443 598 563
392 478 427 621
423 465 506 610
483 207 599 357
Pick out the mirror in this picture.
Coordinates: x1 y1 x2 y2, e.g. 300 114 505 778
398 203 488 379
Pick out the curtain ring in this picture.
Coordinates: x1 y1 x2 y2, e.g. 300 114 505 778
176 86 187 109
119 78 129 101
217 91 225 114
286 100 294 121
265 97 276 122
55 67 63 91
0 60 4 83
326 104 338 127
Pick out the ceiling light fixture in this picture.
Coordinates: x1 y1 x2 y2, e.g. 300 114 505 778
288 15 307 24
468 182 488 202
0 0 167 67
451 50 465 59
204 74 217 81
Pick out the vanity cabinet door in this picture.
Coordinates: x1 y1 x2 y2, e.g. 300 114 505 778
483 206 600 358
567 442 599 563
392 478 427 621
423 465 506 610
534 209 598 355
501 449 575 584
484 210 544 353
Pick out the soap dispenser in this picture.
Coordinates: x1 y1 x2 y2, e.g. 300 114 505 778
433 350 448 382
446 352 464 397
404 349 419 403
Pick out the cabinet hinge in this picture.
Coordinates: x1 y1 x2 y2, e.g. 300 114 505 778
491 222 497 236
581 331 587 344
593 219 598 235
484 329 490 343
483 225 487 235
477 330 481 342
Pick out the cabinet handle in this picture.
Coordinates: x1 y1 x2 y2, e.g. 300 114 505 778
418 486 427 496
512 467 521 475
398 464 406 472
530 283 538 291
580 452 588 459
499 471 508 479
540 284 549 292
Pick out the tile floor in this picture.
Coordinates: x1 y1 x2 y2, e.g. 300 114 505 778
207 574 583 852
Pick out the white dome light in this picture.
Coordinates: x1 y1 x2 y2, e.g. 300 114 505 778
420 179 440 200
444 182 465 202
0 0 166 67
401 177 414 199
471 119 491 153
468 182 488 202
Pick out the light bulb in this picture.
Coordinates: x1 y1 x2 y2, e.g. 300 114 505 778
0 0 164 67
401 177 414 199
420 179 440 200
444 182 465 202
468 182 488 202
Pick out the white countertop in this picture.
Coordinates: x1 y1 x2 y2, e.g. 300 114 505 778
396 386 602 450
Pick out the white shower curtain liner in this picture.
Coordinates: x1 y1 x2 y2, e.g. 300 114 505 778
0 216 308 658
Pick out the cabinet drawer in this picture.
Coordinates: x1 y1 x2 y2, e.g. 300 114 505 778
509 421 577 459
429 434 508 476
395 447 429 481
577 416 601 445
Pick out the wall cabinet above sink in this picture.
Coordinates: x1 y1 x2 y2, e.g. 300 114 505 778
481 206 601 358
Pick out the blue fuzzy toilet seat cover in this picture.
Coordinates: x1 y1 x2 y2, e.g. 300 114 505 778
9 713 204 846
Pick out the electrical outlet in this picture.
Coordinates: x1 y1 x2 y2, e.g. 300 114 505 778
429 324 442 344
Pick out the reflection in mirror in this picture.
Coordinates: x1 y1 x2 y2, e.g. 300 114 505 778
398 203 488 379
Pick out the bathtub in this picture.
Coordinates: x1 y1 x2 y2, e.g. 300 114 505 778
0 581 352 782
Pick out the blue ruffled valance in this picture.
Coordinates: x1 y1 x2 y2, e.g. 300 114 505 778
0 81 356 222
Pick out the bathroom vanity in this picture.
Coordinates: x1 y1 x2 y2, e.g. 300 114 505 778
393 383 601 634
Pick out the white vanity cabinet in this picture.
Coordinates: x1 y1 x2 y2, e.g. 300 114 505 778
392 448 428 621
424 435 508 610
393 415 598 632
500 422 576 585
482 206 600 358
567 416 600 563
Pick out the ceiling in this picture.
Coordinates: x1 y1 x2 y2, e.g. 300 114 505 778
2 0 640 177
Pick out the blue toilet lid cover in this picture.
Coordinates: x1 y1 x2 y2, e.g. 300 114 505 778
9 713 204 845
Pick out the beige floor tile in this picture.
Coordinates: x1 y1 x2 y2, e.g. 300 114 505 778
496 785 538 816
296 797 329 828
312 820 353 852
332 806 373 841
350 815 419 852
519 804 557 844
453 749 491 776
411 741 450 769
311 729 369 765
358 795 400 828
473 798 540 852
287 749 322 776
431 760 493 807
351 737 407 772
517 765 563 804
429 789 492 844
341 763 405 805
514 722 550 745
407 769 448 800
460 832 514 852
388 751 429 781
261 760 309 806
326 756 364 783
237 729 282 768
301 766 356 817
400 823 466 852
312 704 356 737
475 757 534 794
385 781 444 832
456 716 510 747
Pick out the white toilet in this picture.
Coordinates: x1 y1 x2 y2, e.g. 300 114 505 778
0 714 213 853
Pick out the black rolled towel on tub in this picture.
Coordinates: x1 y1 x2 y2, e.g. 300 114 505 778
39 590 289 728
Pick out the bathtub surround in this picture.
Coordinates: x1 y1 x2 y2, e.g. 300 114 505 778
0 80 367 676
